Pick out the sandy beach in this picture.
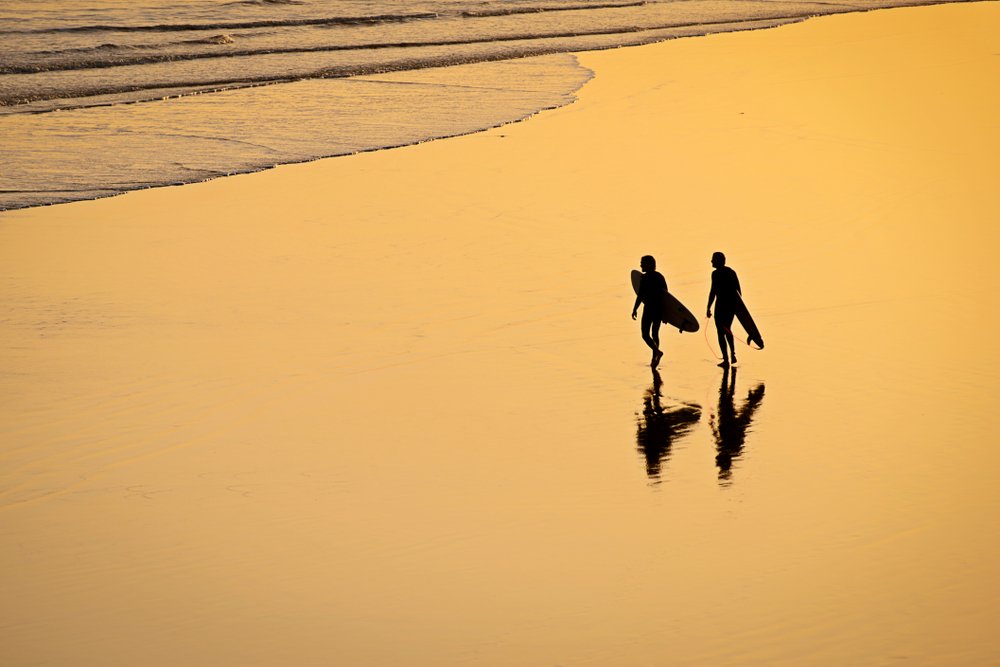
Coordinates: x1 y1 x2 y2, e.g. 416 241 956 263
2 3 999 665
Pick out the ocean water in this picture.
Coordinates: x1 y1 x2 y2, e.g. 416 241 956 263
0 0 950 210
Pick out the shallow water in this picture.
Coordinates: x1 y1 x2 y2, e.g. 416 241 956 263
0 56 594 208
1 3 999 665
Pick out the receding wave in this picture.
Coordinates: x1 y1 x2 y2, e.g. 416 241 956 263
0 12 439 35
0 54 596 211
461 1 646 18
17 34 240 59
0 1 651 36
225 0 306 5
0 17 816 78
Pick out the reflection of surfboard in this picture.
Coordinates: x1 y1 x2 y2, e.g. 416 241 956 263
734 294 764 349
631 270 700 333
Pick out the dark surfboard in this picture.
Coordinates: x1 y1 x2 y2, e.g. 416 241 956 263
733 294 764 349
631 270 700 333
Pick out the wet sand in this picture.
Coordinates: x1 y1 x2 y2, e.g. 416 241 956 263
2 3 999 665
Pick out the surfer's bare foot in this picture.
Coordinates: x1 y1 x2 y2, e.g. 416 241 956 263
651 350 663 367
731 355 738 366
718 360 730 368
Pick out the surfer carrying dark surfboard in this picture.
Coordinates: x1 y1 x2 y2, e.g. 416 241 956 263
631 255 667 368
706 252 742 368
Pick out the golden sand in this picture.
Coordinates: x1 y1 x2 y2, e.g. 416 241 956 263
1 3 998 664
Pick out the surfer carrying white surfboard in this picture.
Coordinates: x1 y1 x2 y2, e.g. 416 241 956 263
631 255 667 368
706 251 742 368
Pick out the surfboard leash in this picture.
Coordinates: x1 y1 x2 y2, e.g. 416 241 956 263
703 318 723 360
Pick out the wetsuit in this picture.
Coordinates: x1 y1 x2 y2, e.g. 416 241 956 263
709 266 741 331
637 271 667 349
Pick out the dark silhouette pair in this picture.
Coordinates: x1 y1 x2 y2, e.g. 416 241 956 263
633 252 746 368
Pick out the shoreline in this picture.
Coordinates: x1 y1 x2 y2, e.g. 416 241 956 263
0 0 980 213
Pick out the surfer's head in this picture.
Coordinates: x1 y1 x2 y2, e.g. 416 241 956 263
640 255 656 272
711 252 726 268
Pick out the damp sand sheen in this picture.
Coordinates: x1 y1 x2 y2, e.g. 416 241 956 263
1 3 999 665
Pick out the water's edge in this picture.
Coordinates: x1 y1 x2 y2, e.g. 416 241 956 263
0 2 970 213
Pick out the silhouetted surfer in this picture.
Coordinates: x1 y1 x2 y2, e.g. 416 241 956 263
711 366 765 484
631 255 667 367
706 251 741 368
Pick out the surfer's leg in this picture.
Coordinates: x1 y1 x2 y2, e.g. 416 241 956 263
715 327 730 366
714 317 728 362
723 326 736 364
650 319 663 366
716 309 736 366
640 311 658 351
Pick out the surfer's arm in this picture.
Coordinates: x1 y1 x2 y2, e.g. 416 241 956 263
631 292 642 319
706 284 716 318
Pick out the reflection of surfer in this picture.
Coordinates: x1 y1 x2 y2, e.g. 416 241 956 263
705 251 742 368
636 370 700 482
631 255 667 368
711 366 765 483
